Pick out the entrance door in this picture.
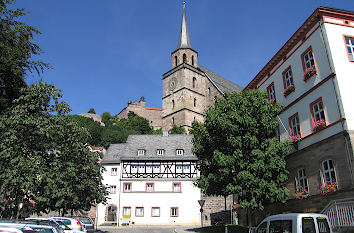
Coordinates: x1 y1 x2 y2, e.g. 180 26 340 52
107 205 117 222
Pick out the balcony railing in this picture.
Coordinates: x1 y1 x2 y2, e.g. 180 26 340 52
321 198 354 230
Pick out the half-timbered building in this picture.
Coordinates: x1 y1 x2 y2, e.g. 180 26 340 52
96 134 201 226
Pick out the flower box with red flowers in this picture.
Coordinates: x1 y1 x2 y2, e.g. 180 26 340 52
303 67 317 81
290 134 302 142
295 188 309 199
321 182 337 195
283 84 295 97
312 119 326 132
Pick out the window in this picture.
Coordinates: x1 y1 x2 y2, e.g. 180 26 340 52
175 56 178 66
322 160 336 184
137 149 145 156
138 165 145 173
267 83 276 102
123 183 131 192
131 165 137 173
283 67 294 89
171 207 178 217
310 98 326 129
173 182 181 192
151 207 160 217
317 217 331 233
172 100 175 109
183 165 191 173
183 53 187 63
176 149 184 156
345 36 354 61
123 207 131 217
176 165 183 173
153 165 160 173
135 207 144 217
172 117 175 125
146 165 153 173
296 168 308 190
269 220 292 233
302 217 316 233
208 87 211 96
192 55 194 66
289 113 301 136
111 167 117 176
302 47 315 70
146 183 154 192
194 98 197 107
110 185 117 194
157 149 164 156
192 77 196 88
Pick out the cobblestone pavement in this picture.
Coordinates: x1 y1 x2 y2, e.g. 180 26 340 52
96 225 202 233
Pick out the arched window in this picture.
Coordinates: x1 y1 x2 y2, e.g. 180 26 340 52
296 168 308 191
322 160 336 184
194 98 196 107
172 100 175 109
183 53 187 63
175 56 178 67
192 55 194 66
172 117 175 125
208 87 211 95
192 77 196 88
193 116 196 122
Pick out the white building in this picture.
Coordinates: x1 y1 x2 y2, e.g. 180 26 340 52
96 134 201 226
245 6 354 213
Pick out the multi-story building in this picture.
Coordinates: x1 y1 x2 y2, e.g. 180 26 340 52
96 134 201 226
244 6 354 221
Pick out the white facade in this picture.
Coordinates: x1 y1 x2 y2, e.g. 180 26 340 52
246 7 354 197
97 135 201 226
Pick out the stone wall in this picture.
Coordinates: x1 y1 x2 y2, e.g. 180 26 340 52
200 194 234 226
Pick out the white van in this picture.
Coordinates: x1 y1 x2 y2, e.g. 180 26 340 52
252 213 332 233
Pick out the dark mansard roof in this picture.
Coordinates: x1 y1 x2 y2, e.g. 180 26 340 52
101 134 197 164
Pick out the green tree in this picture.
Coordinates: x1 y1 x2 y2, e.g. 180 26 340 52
169 124 186 134
115 115 153 135
0 83 107 218
101 112 114 127
100 126 138 148
0 0 49 114
67 115 103 146
191 91 291 210
87 108 96 114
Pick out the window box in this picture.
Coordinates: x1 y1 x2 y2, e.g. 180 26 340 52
321 182 337 195
290 134 302 150
283 84 295 97
312 119 326 132
295 188 309 199
303 67 317 82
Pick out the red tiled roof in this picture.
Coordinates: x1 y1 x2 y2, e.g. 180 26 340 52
146 107 162 111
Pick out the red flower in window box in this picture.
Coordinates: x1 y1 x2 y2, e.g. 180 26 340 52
312 119 326 132
290 134 302 142
321 182 337 195
295 188 309 199
283 84 295 97
303 67 317 81
268 98 276 103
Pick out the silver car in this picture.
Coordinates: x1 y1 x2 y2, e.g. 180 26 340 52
48 218 85 233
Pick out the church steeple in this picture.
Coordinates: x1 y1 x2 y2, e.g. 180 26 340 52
171 1 197 69
177 2 192 49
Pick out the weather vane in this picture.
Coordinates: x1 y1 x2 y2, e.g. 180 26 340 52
183 1 186 8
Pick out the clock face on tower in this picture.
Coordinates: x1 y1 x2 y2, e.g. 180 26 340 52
169 77 177 91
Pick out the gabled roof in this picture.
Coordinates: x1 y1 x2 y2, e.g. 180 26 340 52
101 134 197 164
199 65 243 94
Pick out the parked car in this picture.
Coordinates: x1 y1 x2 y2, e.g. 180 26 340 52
70 218 93 232
0 227 37 233
25 218 69 233
0 221 59 233
48 218 85 233
250 213 332 233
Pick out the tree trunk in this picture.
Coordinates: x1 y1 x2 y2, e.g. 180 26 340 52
224 195 227 211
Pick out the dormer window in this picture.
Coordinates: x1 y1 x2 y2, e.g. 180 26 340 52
176 149 184 156
138 149 145 156
157 149 164 156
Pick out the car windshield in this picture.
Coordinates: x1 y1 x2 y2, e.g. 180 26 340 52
54 221 70 230
29 228 53 233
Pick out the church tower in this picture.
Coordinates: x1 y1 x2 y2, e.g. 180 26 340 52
162 3 207 132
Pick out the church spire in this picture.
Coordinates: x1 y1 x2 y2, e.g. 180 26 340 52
177 1 192 49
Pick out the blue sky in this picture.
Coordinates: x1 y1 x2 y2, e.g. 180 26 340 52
14 0 354 115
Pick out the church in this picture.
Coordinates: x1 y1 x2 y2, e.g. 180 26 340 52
97 4 354 229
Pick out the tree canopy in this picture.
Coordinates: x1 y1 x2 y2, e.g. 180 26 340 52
0 83 107 218
67 115 103 146
0 0 49 114
87 108 96 114
191 91 291 210
169 124 186 134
